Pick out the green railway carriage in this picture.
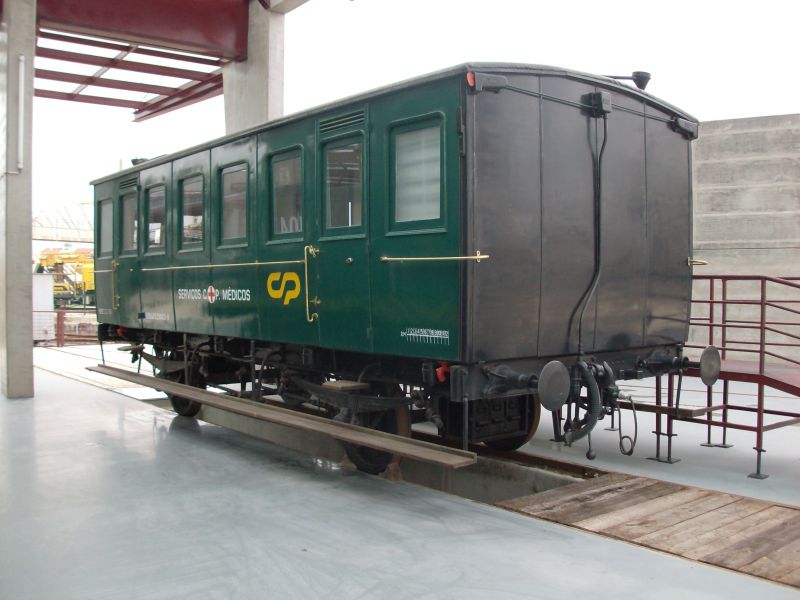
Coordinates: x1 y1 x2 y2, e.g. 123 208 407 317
96 71 463 360
94 63 718 473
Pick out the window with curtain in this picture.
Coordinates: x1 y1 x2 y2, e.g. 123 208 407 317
326 142 362 229
221 166 247 240
147 186 165 248
272 154 302 234
99 199 112 255
394 125 441 223
181 176 204 244
120 192 138 252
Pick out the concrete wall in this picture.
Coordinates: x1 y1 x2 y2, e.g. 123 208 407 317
692 114 800 275
689 114 800 361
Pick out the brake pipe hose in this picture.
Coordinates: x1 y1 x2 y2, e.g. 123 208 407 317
564 361 602 445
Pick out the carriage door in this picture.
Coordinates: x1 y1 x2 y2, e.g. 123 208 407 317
138 164 175 332
258 121 319 347
94 181 116 325
116 178 144 328
209 137 257 338
314 110 373 352
368 82 462 361
97 176 142 329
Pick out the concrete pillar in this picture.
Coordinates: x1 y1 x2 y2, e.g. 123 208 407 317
222 0 309 134
223 1 285 134
0 0 35 398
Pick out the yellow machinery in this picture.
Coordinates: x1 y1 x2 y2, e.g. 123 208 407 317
35 247 95 306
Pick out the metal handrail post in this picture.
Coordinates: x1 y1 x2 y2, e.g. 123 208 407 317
759 278 767 376
721 278 728 360
666 373 678 463
647 376 664 462
709 277 715 347
703 278 715 445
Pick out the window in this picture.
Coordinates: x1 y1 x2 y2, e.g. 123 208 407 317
120 192 138 252
394 124 441 223
99 199 112 255
221 165 247 241
181 176 204 245
147 186 165 249
272 154 302 235
325 142 362 229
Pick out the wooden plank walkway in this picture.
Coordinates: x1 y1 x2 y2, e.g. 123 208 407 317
497 473 800 588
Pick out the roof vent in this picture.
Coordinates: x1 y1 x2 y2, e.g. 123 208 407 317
319 110 365 134
119 176 138 189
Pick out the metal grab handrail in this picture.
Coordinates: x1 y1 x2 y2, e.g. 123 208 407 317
380 250 489 263
303 245 319 323
111 260 120 309
140 259 304 272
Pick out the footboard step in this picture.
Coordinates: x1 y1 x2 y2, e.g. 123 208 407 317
88 364 476 469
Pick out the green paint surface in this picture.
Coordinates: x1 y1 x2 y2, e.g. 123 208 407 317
95 75 464 361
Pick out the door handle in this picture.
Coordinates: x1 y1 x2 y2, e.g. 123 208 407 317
687 257 709 266
304 245 319 322
111 260 120 309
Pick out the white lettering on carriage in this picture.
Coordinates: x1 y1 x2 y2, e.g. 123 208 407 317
400 327 450 345
145 312 170 321
219 287 251 302
176 287 251 303
177 288 204 300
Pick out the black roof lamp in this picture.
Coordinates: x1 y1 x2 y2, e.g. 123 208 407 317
606 71 651 90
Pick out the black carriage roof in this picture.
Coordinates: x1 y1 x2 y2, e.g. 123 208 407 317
92 62 698 185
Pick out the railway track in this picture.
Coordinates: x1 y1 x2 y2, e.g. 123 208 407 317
411 430 604 480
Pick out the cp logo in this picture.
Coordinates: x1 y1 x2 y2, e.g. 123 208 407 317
267 272 301 305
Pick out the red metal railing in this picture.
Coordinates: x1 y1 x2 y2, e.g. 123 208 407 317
646 275 800 478
688 275 800 372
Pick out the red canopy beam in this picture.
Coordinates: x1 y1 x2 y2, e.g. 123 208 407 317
134 73 224 122
35 69 177 97
35 89 145 110
37 30 226 68
37 0 249 61
36 47 214 82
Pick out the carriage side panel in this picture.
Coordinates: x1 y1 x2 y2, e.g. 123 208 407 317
467 73 545 361
644 110 693 345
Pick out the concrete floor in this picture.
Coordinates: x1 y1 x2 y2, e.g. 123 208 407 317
1 367 798 599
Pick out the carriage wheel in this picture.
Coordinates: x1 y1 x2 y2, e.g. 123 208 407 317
159 353 205 417
335 409 399 474
484 394 542 452
335 383 407 475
